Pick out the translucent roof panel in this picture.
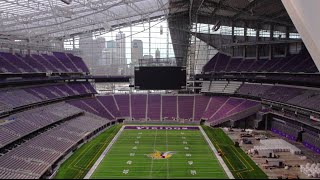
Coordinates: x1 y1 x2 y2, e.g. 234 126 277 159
0 0 169 40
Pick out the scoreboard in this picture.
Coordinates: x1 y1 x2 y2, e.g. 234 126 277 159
134 66 186 90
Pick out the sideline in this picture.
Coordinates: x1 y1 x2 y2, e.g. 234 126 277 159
84 125 125 179
199 126 234 179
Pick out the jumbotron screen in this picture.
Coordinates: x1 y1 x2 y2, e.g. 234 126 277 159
134 66 186 90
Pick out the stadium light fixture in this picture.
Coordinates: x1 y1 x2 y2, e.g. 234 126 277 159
61 0 72 5
212 20 221 31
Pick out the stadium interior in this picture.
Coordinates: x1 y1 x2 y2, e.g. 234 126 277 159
0 0 320 179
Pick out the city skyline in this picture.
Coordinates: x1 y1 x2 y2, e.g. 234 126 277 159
102 37 163 66
97 20 175 63
77 19 177 76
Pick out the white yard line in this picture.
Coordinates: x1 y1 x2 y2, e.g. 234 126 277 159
84 125 125 179
149 129 158 177
199 126 234 179
166 129 169 179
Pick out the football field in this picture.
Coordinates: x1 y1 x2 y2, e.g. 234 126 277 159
88 126 229 179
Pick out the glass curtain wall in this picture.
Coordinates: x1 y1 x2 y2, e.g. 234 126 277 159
64 18 174 76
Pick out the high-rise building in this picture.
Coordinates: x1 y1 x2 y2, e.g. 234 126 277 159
115 31 127 75
95 40 121 76
95 37 106 66
115 31 126 66
131 39 143 65
79 34 93 68
102 40 116 65
155 48 160 59
79 34 105 69
106 40 116 48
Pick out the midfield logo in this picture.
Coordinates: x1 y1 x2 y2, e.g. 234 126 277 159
146 151 175 159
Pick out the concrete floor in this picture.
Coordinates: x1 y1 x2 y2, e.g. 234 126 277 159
223 128 318 179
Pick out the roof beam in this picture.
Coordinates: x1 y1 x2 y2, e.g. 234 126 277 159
232 0 260 21
2 0 50 15
199 0 293 27
1 0 127 28
1 0 126 34
1 0 170 39
208 0 227 17
25 1 169 38
267 9 289 19
72 0 128 25
189 0 193 27
231 0 274 22
222 39 302 47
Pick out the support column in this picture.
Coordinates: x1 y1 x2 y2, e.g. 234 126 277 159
243 45 247 58
256 27 260 60
244 22 248 42
231 23 235 56
285 26 290 56
149 19 151 56
269 24 274 60
244 22 248 59
27 39 31 55
72 36 76 50
9 38 14 53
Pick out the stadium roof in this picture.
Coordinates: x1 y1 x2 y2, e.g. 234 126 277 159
0 0 296 40
0 0 170 40
0 0 300 68
169 0 295 30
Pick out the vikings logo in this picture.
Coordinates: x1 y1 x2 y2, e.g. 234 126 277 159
146 151 175 159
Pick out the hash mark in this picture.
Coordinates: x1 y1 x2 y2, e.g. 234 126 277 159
191 170 197 175
123 169 129 174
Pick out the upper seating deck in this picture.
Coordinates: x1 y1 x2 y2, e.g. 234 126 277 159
0 52 89 74
203 50 318 74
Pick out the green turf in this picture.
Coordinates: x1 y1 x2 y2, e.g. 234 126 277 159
202 126 268 179
54 124 122 179
90 128 228 179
